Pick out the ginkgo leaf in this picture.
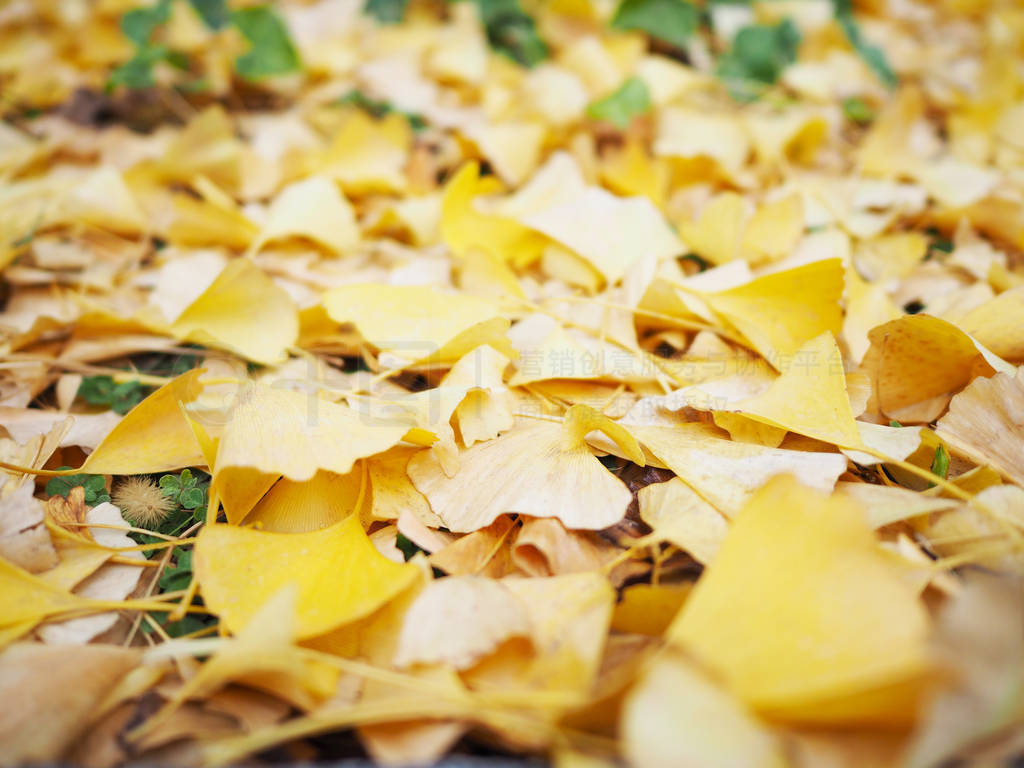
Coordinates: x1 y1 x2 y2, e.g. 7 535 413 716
80 368 206 475
860 314 1014 423
632 424 847 518
442 345 514 447
170 258 299 364
214 384 410 483
694 258 845 369
440 163 546 265
668 475 932 724
315 110 411 194
623 650 786 768
194 515 418 639
636 477 729 564
249 176 359 256
323 283 512 364
138 586 339 730
408 405 644 532
518 187 683 285
0 643 141 765
722 332 863 449
242 468 366 533
393 576 531 669
511 517 620 576
935 367 1024 486
677 192 746 266
833 482 958 529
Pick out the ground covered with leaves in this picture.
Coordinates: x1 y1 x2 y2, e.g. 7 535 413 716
1 0 1024 766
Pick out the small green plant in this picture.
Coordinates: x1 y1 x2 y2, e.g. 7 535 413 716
930 445 950 486
46 469 110 506
716 19 801 101
842 96 875 125
587 77 651 129
611 0 699 49
108 1 300 91
335 89 428 131
159 468 208 511
78 375 151 415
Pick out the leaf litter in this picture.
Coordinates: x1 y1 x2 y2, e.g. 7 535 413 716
1 0 1023 766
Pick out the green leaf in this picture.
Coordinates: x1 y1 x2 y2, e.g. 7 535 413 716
611 0 699 49
159 547 195 592
78 375 150 415
188 0 230 29
472 0 548 67
231 6 301 81
716 18 801 101
159 474 182 497
889 420 903 428
930 445 950 483
842 96 875 124
179 486 206 510
335 90 428 131
121 0 172 45
586 77 651 129
179 468 195 488
395 533 425 562
834 5 897 89
46 469 111 506
363 0 409 23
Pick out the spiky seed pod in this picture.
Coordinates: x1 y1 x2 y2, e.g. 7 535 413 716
112 476 175 529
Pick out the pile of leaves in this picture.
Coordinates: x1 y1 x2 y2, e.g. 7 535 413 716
1 0 1024 766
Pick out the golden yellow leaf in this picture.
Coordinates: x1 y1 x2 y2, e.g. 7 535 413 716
696 259 845 369
935 367 1024 486
860 314 1013 423
323 283 512 364
393 575 531 669
249 176 359 257
170 258 299 364
669 476 932 724
623 651 785 768
409 404 643 532
636 477 729 564
0 643 141 765
194 515 418 639
80 368 206 475
633 424 847 518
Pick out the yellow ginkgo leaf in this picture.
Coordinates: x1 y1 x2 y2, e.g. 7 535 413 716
408 404 644 533
936 367 1024 486
636 478 729 565
316 110 410 194
741 193 804 264
956 285 1024 362
249 176 359 257
696 258 844 369
166 193 259 250
440 162 545 265
860 314 1014 423
724 332 863 449
213 383 409 486
460 120 546 186
678 192 746 267
443 345 514 447
393 576 531 669
623 651 786 768
323 283 512 364
242 468 367 533
54 166 146 234
0 643 141 765
668 475 932 725
137 586 339 737
632 424 847 518
599 140 669 207
194 515 418 639
81 368 206 475
170 258 299 365
519 187 684 286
